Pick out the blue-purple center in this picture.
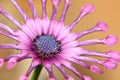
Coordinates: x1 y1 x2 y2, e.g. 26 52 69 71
32 35 61 58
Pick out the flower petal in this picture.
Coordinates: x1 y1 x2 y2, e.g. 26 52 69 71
34 16 42 35
53 21 64 37
7 58 17 70
26 18 38 36
49 19 58 35
19 74 28 80
42 16 50 34
0 58 4 67
104 35 118 46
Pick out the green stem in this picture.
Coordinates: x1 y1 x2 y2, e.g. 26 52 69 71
31 64 43 80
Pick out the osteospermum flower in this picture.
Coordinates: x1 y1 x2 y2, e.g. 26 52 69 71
0 0 119 80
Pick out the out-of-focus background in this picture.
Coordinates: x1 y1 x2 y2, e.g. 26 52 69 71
0 0 120 80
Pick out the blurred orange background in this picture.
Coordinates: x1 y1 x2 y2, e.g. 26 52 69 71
0 0 120 80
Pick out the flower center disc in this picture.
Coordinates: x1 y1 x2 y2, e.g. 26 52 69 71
32 35 61 58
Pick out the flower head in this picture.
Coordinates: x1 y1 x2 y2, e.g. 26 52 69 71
0 0 119 80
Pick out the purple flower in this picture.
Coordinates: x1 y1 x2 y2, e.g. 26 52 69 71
0 0 119 80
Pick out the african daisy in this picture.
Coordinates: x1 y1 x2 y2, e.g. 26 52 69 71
0 0 119 80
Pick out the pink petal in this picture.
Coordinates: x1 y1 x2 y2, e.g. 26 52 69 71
43 60 52 68
42 16 50 34
59 47 83 59
19 74 28 80
82 76 92 80
21 24 35 39
52 0 60 4
103 59 117 70
107 50 120 61
96 22 108 32
17 43 31 50
14 30 32 44
27 51 38 58
32 58 41 66
53 21 64 37
0 58 4 67
49 19 58 35
90 65 103 74
0 6 3 11
48 78 55 80
26 18 38 36
19 50 28 57
81 4 94 14
66 75 75 80
34 16 42 35
104 35 118 46
62 41 79 49
57 26 70 41
7 58 17 70
61 33 78 44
